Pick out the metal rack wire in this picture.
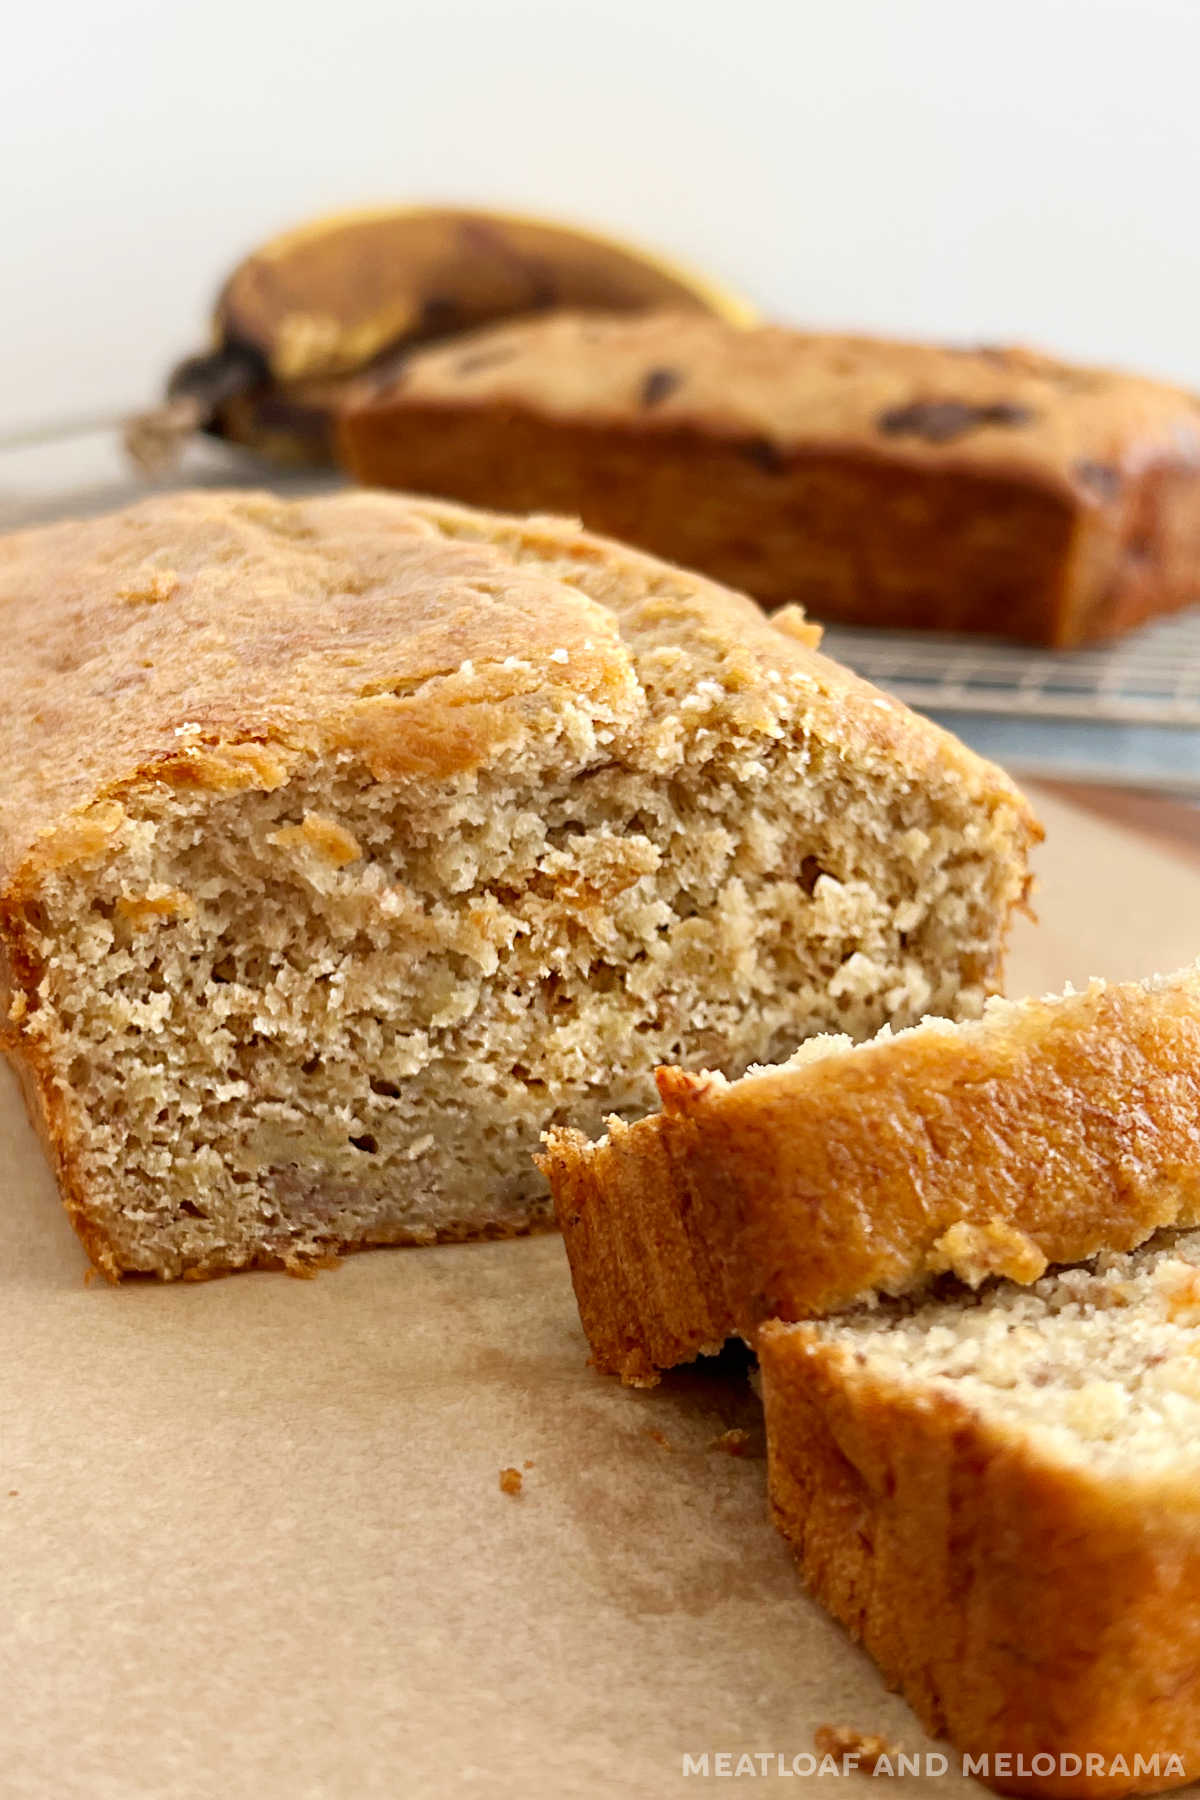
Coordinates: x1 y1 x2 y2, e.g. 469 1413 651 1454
820 612 1200 729
817 611 1200 793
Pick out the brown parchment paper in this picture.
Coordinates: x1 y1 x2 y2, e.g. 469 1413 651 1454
1 787 1198 1800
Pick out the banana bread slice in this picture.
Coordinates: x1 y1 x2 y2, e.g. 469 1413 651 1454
0 488 1035 1278
539 969 1200 1382
760 1232 1200 1796
338 311 1200 646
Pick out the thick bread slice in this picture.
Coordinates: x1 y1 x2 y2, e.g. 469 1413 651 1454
0 487 1035 1278
339 311 1200 646
760 1231 1200 1797
539 969 1200 1382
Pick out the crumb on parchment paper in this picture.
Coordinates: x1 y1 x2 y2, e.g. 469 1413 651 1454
813 1725 896 1772
283 1250 343 1280
710 1427 753 1456
499 1467 523 1496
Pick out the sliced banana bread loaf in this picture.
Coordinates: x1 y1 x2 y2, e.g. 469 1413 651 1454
540 969 1200 1382
760 1231 1200 1796
0 488 1034 1278
338 311 1200 645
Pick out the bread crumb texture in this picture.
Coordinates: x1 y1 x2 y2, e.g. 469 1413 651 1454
0 488 1034 1278
709 1427 755 1457
802 1224 1200 1473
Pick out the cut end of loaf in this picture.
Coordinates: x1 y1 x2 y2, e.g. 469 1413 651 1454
19 703 1022 1279
786 1224 1200 1480
0 490 1036 1278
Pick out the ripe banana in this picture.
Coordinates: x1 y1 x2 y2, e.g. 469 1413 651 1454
127 205 756 471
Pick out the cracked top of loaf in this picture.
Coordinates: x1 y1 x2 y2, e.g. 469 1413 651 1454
0 487 1036 893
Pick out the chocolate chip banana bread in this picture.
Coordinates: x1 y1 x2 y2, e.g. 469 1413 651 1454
0 488 1035 1278
539 969 1200 1382
761 1230 1200 1795
339 312 1200 646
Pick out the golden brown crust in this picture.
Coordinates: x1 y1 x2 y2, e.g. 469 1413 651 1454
541 972 1200 1380
760 1322 1200 1798
339 313 1200 645
0 487 636 890
0 484 1031 893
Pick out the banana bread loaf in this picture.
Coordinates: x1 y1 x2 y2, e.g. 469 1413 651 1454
0 488 1035 1278
339 311 1200 646
539 969 1200 1382
761 1230 1200 1796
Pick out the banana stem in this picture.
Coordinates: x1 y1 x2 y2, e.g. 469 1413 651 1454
124 340 270 474
123 395 208 475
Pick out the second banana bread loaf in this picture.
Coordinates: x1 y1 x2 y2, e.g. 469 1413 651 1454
339 311 1200 646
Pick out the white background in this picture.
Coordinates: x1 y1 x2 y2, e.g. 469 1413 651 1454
3 0 1199 438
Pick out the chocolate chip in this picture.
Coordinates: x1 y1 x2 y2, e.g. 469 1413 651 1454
879 400 976 442
982 401 1033 427
744 436 786 473
1073 459 1123 503
877 398 1035 443
640 366 683 408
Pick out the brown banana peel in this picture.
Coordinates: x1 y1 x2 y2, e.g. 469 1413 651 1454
126 205 757 472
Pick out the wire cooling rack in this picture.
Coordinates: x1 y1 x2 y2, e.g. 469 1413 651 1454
820 612 1200 792
821 613 1200 727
